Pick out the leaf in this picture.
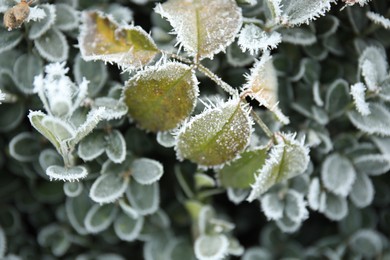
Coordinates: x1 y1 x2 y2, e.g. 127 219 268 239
261 192 284 220
126 180 159 215
194 234 229 260
275 214 302 233
194 173 215 189
89 173 129 204
0 27 23 54
119 199 139 219
34 29 69 62
325 79 350 119
39 149 62 171
131 158 164 185
65 194 92 235
316 15 339 38
28 4 56 40
155 0 242 60
0 102 25 132
227 188 249 205
367 11 390 30
156 131 176 148
349 171 374 208
37 224 70 257
0 226 5 258
124 62 198 132
77 131 106 161
359 46 388 89
323 192 348 221
349 229 383 258
13 53 43 94
84 204 118 234
353 154 390 176
114 212 144 242
321 154 356 197
348 102 390 136
242 247 272 260
284 190 308 223
176 99 252 167
54 3 79 31
63 182 83 197
307 177 321 211
218 148 267 189
280 27 316 46
93 97 128 121
105 130 126 163
238 24 281 55
9 132 41 162
79 11 159 69
46 165 88 181
247 133 310 201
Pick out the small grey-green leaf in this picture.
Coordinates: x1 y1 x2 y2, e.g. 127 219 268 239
114 212 144 242
349 229 383 258
242 247 272 260
63 182 83 197
261 192 284 220
194 173 215 189
89 173 129 204
29 4 56 40
105 130 126 164
349 172 374 208
131 158 163 185
126 180 159 216
275 214 301 233
77 131 106 161
353 154 390 176
194 234 229 260
325 79 350 119
13 53 43 94
65 194 92 235
321 154 356 197
84 204 118 234
46 165 87 182
39 149 62 172
280 27 316 46
37 224 70 257
323 192 348 221
227 188 249 205
93 97 128 121
156 131 176 148
0 226 5 258
9 132 41 162
0 27 23 54
0 102 25 133
284 190 308 222
118 199 139 219
54 4 79 31
35 29 69 62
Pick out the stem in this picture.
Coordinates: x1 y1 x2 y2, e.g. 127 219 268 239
174 165 194 199
250 109 274 139
197 64 238 97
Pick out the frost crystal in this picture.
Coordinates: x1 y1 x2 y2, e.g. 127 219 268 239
342 0 371 6
351 83 370 116
26 7 47 22
0 90 5 104
238 24 281 55
366 11 390 30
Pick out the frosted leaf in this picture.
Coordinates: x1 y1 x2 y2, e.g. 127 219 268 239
247 133 310 201
194 173 215 189
72 107 106 145
155 0 242 60
218 148 267 189
313 81 323 107
316 15 340 38
307 177 321 211
323 193 348 221
37 224 70 257
266 0 283 19
353 154 390 176
321 153 356 197
114 212 144 242
343 0 371 7
28 4 56 40
131 158 164 185
54 4 78 31
118 199 139 219
84 204 117 234
226 40 255 67
280 27 317 46
13 53 43 94
105 130 126 163
89 173 129 204
275 214 302 233
226 188 249 205
65 194 91 235
77 131 106 161
348 102 390 136
350 82 370 116
277 0 335 26
367 11 390 30
9 132 41 162
156 131 176 148
285 190 309 222
79 11 159 69
0 90 5 104
26 6 46 22
34 29 69 62
261 192 284 220
0 27 23 54
242 247 272 260
238 24 281 55
107 4 133 24
176 99 252 167
46 165 87 182
0 226 5 258
359 47 388 90
126 181 159 216
124 62 198 132
227 237 244 257
93 97 128 121
349 229 383 258
371 137 390 155
349 171 374 208
63 182 83 197
194 234 229 260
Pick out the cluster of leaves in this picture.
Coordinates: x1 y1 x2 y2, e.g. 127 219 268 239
1 0 390 259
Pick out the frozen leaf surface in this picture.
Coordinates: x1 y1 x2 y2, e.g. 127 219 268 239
46 165 88 182
114 212 144 242
155 0 242 60
89 173 129 204
84 204 117 234
176 99 252 167
238 24 281 55
131 158 163 185
367 11 390 29
349 171 374 208
124 62 198 132
261 192 284 220
194 234 229 260
350 82 370 115
79 11 159 69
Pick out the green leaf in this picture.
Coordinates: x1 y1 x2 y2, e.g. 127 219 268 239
176 99 252 167
227 188 249 205
323 192 348 221
119 199 139 219
66 194 92 235
316 15 339 38
93 97 128 121
247 134 310 201
35 28 69 62
54 3 79 31
261 192 284 220
194 173 215 189
348 102 390 136
275 214 302 233
194 234 229 260
349 229 383 258
13 53 43 94
218 148 267 189
39 149 62 172
0 102 25 132
280 27 316 46
349 172 374 208
63 182 83 198
28 4 56 40
155 0 242 60
9 132 41 162
156 131 176 148
124 62 198 132
353 154 390 176
89 173 129 204
168 239 196 260
284 190 308 223
0 27 23 54
79 11 159 69
325 79 350 119
113 212 144 242
37 224 70 257
105 130 126 163
46 165 88 181
131 158 164 185
126 180 159 216
0 226 5 258
84 204 118 234
242 247 272 260
28 111 62 152
77 131 106 161
321 154 356 197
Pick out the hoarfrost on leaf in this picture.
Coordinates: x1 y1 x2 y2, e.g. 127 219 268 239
238 24 281 55
349 171 374 208
26 6 46 22
366 11 390 30
284 190 309 223
46 165 88 182
0 89 5 104
261 192 284 220
350 82 370 116
358 47 388 91
194 234 229 260
89 173 129 204
155 0 242 60
131 158 164 185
